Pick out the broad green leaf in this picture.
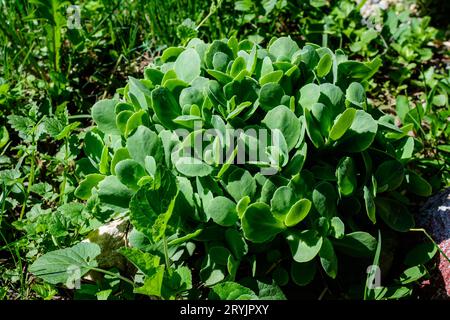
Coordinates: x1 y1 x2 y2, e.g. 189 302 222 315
286 230 323 263
312 181 337 218
345 82 366 109
128 77 152 110
125 110 149 137
284 199 312 227
236 196 251 219
0 126 9 148
375 198 414 232
29 243 101 285
97 176 134 212
335 156 357 196
205 40 233 69
161 47 184 62
116 110 133 135
210 282 257 300
259 83 284 112
364 185 376 224
316 53 332 77
270 186 296 220
144 68 164 85
256 280 287 300
230 56 247 78
174 48 201 83
337 59 380 87
405 170 432 197
110 147 131 175
74 174 105 200
395 95 410 123
263 105 301 150
91 99 120 135
291 261 316 286
179 86 204 108
319 83 344 108
175 156 213 177
374 160 404 192
311 102 334 137
284 142 307 177
268 36 300 61
225 228 248 260
126 126 163 166
304 108 324 148
129 170 178 241
329 217 345 239
319 238 338 279
151 87 182 129
205 196 239 227
119 247 160 276
329 108 357 141
260 70 284 85
209 246 232 265
398 265 427 285
213 51 229 71
374 286 412 300
84 130 103 166
299 83 320 110
336 110 377 152
241 203 286 243
134 266 165 297
225 168 256 202
437 145 450 153
99 145 110 175
115 159 147 191
334 231 377 257
404 243 437 266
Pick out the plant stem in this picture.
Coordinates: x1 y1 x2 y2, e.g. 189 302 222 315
59 137 69 204
68 114 92 120
89 267 135 287
163 235 171 270
196 0 223 31
20 147 35 220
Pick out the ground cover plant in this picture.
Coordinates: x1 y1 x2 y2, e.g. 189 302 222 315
26 36 444 300
0 0 449 300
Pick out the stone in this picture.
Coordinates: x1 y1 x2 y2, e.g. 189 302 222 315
82 219 129 271
417 188 450 299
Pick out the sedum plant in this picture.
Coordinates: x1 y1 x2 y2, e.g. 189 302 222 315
30 36 435 300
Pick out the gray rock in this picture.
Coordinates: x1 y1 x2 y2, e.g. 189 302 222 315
418 188 450 299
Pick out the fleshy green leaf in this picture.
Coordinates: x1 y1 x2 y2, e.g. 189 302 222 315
205 196 239 226
286 230 323 263
284 199 312 227
91 99 120 135
334 231 377 257
375 197 414 232
329 108 357 141
241 203 286 243
319 238 338 279
174 48 201 83
263 105 301 151
97 176 134 212
336 156 357 196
